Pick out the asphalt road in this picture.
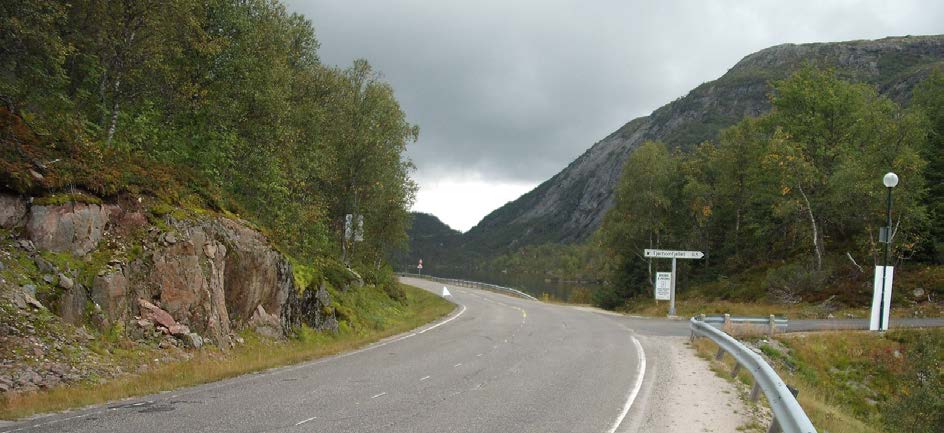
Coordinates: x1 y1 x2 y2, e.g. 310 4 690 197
3 278 655 433
5 278 941 433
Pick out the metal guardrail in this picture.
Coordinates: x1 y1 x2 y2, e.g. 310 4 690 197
690 317 816 433
399 273 539 301
697 313 788 337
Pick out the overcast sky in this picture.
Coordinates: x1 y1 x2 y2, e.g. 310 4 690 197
284 0 944 232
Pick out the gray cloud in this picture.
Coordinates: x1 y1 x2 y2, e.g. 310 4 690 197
285 0 944 183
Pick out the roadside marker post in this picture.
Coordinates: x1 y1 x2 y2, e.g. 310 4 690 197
644 249 704 316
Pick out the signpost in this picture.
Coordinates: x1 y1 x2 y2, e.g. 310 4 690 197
417 259 423 276
644 249 704 316
655 272 671 300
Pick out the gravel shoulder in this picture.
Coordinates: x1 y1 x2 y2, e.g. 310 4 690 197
622 336 754 433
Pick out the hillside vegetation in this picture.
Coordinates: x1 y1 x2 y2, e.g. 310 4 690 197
695 328 944 433
0 0 455 415
596 67 944 309
2 0 415 266
457 36 944 253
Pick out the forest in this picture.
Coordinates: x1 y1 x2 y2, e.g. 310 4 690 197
595 67 944 308
1 0 417 270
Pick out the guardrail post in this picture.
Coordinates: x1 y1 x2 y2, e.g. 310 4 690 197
730 362 741 378
750 382 761 402
768 314 776 337
723 313 731 326
766 418 781 433
715 347 726 361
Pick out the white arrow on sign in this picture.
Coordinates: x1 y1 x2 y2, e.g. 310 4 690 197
441 286 451 297
644 249 704 259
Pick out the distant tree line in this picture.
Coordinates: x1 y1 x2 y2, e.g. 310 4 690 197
596 67 944 308
1 0 417 266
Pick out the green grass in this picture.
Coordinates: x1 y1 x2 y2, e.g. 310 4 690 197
692 337 881 433
0 283 454 420
622 296 941 319
694 328 944 433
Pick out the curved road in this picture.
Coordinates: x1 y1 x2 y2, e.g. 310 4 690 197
3 277 667 433
5 277 941 433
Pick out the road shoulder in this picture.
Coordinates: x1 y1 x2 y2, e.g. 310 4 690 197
624 336 754 433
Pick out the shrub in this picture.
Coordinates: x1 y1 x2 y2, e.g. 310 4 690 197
884 330 944 433
765 262 832 303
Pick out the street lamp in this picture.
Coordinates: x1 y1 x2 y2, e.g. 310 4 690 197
878 172 898 331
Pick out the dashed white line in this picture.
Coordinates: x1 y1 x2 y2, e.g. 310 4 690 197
453 363 462 368
606 336 647 433
371 392 387 399
420 375 431 381
295 416 317 426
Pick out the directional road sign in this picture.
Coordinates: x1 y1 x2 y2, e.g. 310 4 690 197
644 249 704 259
644 249 704 316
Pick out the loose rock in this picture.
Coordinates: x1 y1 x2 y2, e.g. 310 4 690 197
138 299 177 329
182 332 204 349
58 273 74 290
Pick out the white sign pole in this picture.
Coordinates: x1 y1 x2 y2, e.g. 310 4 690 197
670 257 677 316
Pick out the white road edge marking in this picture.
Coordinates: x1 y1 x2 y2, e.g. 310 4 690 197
419 375 431 381
453 363 462 368
606 336 646 433
371 392 387 399
295 416 317 426
418 304 466 334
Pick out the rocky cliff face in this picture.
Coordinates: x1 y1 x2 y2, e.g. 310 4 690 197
462 35 944 253
0 194 337 349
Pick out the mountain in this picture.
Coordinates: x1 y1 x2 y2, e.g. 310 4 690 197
394 212 464 274
460 35 944 255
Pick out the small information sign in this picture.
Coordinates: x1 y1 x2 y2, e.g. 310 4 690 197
655 272 671 300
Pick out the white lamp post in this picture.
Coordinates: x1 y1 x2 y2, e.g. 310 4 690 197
877 172 898 331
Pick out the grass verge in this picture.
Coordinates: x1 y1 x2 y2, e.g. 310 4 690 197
692 328 944 433
0 283 454 420
622 297 942 319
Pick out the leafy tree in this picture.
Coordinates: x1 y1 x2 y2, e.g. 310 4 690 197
599 141 679 300
766 66 927 269
911 71 944 263
0 0 419 279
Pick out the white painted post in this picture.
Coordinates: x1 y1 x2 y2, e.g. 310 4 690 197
669 257 677 316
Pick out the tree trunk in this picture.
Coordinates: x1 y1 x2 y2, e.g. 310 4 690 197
105 95 120 146
797 184 823 271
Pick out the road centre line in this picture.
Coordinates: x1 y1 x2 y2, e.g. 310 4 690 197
420 376 431 381
371 392 387 399
294 416 317 426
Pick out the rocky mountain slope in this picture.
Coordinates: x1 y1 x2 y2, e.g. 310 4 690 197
460 35 944 254
0 193 343 393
